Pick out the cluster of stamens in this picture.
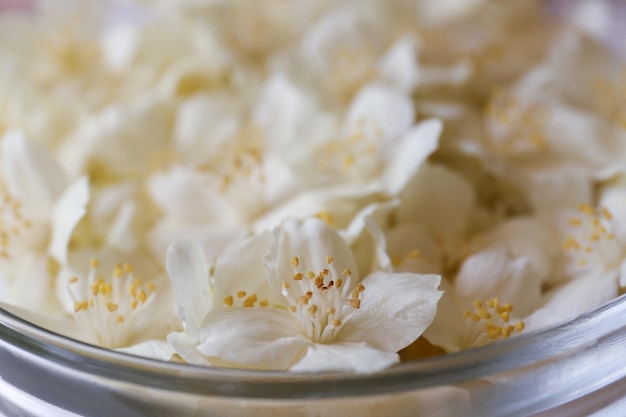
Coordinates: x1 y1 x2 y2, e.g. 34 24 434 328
69 259 157 348
464 298 524 345
485 88 550 156
562 204 618 268
280 255 362 343
0 188 32 260
223 290 269 308
196 124 265 193
316 118 381 177
391 248 421 268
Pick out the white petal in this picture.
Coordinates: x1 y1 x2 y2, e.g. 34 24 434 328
339 272 442 352
380 119 442 196
1 129 66 215
149 218 249 265
454 245 544 317
421 278 469 353
265 218 360 301
167 331 212 366
385 223 443 274
165 239 212 335
376 35 420 93
48 176 89 264
213 231 276 304
174 95 240 166
290 342 399 374
117 340 176 362
343 84 415 141
524 271 619 331
104 200 138 253
398 161 474 240
196 307 310 370
343 200 397 275
518 164 594 211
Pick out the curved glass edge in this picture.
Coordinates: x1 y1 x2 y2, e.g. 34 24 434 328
1 293 626 399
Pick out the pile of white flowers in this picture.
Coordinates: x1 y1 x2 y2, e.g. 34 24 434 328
0 0 625 374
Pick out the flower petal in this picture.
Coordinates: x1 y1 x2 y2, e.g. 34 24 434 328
343 84 415 141
339 272 442 352
398 161 474 240
524 271 619 331
196 307 309 370
1 129 66 215
379 119 442 196
454 245 544 317
165 239 212 335
167 331 212 366
213 231 276 305
376 35 420 93
117 340 176 362
48 176 89 264
290 341 399 374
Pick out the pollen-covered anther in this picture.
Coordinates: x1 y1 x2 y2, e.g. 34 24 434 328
465 297 524 345
243 294 257 308
237 291 246 298
290 256 300 267
306 270 316 279
224 295 234 306
342 268 352 276
307 305 318 315
578 203 594 216
292 273 303 281
602 207 614 220
569 217 582 226
563 236 581 251
314 276 324 288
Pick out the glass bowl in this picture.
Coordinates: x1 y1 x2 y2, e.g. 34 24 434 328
2 293 626 417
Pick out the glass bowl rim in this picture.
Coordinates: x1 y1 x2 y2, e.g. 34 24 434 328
2 292 626 399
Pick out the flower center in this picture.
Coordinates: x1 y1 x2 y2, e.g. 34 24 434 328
0 188 32 260
485 88 550 156
282 255 362 344
464 298 524 346
195 124 265 193
562 204 622 270
316 118 382 178
68 258 157 349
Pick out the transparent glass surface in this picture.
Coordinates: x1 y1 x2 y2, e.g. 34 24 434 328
2 294 626 417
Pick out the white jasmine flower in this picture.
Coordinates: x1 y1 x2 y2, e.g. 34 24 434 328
168 218 442 373
55 249 176 359
165 232 273 365
0 130 88 310
423 279 525 353
520 204 626 330
275 82 442 201
297 5 420 105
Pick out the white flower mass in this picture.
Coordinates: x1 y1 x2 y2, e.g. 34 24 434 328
0 0 624 373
